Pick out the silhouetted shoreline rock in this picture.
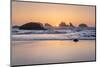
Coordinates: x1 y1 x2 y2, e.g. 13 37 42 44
78 23 88 28
19 22 46 30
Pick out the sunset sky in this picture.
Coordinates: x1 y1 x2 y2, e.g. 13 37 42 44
12 1 95 27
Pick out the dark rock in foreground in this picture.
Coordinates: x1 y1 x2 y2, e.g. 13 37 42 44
73 39 79 42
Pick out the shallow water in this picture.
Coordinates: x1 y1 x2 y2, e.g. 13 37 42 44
11 40 95 66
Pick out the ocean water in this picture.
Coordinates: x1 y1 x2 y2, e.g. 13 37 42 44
11 40 95 66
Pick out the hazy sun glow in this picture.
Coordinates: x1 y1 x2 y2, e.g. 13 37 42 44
12 1 95 27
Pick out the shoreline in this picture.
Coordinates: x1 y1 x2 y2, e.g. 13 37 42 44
12 39 95 41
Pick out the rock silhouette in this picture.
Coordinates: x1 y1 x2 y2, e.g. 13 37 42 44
19 22 45 30
69 22 75 27
59 22 67 27
45 23 52 27
79 23 88 28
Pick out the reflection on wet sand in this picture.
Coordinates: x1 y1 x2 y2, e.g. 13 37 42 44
11 40 95 66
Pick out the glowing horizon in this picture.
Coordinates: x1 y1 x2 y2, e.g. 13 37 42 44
12 1 96 27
